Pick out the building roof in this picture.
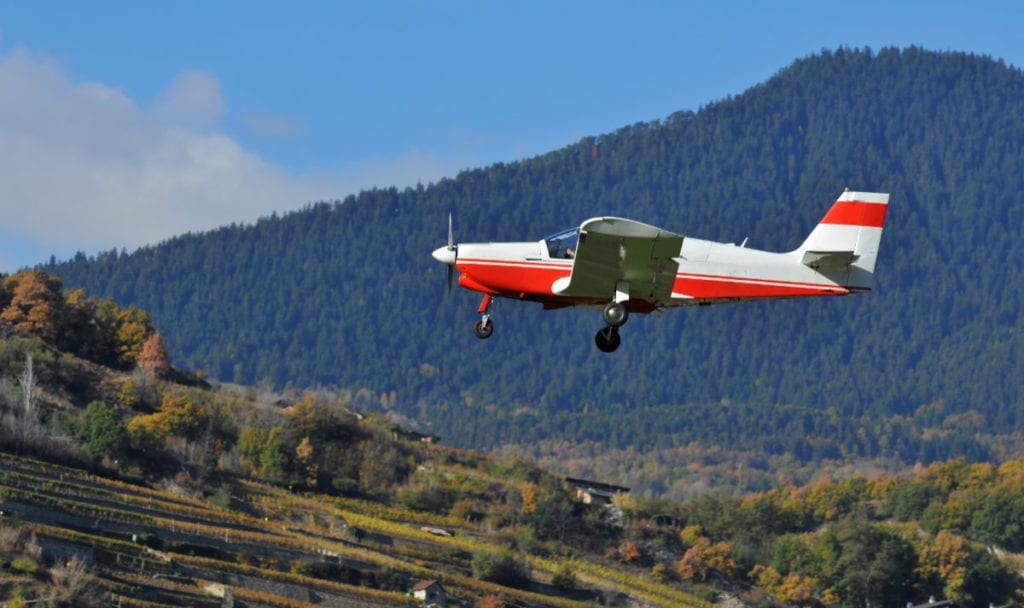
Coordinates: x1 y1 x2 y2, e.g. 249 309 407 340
412 579 442 591
565 477 630 495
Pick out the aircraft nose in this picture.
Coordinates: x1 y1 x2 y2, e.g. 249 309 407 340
432 246 456 265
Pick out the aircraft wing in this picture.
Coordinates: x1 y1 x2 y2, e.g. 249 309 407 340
554 217 684 302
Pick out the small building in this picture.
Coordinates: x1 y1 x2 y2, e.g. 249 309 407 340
565 477 630 505
411 579 447 607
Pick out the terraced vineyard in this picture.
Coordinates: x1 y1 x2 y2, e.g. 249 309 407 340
0 452 711 607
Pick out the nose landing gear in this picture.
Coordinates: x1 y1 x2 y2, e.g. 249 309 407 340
473 294 495 340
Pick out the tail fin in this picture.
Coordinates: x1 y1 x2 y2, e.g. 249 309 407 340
793 190 889 290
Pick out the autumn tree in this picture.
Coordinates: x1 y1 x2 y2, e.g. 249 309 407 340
750 565 818 605
115 307 154 367
520 482 537 514
137 331 172 378
126 393 208 454
675 537 735 581
1 270 64 342
295 436 319 487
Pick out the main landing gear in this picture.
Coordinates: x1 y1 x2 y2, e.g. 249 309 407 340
595 301 628 353
471 292 631 354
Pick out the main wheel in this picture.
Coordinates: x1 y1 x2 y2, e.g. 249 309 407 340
473 318 494 339
602 302 629 327
595 327 621 353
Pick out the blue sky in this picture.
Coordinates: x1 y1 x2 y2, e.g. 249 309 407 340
1 1 1021 272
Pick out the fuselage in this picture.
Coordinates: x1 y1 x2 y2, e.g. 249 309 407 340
445 237 851 312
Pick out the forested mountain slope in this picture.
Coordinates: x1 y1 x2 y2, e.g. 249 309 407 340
45 48 1024 469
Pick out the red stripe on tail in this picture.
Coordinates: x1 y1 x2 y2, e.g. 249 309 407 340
821 201 888 228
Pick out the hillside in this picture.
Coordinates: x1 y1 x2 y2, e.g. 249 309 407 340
2 308 1023 607
42 47 1024 493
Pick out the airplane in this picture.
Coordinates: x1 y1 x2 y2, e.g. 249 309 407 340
431 189 889 352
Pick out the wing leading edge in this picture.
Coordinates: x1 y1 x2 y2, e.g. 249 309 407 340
552 217 684 303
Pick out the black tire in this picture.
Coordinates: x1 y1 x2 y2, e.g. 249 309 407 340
595 327 621 352
473 318 494 339
602 302 629 327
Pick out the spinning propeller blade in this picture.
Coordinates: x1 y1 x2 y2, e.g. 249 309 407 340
445 213 455 296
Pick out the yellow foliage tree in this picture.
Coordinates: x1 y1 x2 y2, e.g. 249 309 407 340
916 530 972 600
296 436 319 487
520 482 537 514
750 564 818 605
775 572 817 604
679 524 704 546
125 393 207 451
115 307 154 366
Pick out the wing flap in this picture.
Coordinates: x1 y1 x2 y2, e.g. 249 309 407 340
556 217 683 302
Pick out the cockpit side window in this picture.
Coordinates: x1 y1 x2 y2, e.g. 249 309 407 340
544 227 580 259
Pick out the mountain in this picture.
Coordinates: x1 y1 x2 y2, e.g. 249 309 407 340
2 315 1022 607
43 47 1024 487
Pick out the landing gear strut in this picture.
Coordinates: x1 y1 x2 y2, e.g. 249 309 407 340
474 294 494 340
595 299 630 353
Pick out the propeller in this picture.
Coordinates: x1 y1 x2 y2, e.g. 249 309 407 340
446 213 455 296
432 213 458 297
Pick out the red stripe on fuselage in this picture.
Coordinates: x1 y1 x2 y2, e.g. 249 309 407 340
820 201 887 227
456 257 849 303
457 258 571 296
673 273 849 299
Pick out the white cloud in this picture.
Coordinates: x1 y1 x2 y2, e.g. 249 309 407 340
0 48 464 271
153 70 224 129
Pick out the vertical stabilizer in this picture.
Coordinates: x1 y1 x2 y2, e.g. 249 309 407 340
794 190 889 290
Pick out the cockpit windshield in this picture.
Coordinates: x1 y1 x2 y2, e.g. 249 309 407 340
544 227 579 259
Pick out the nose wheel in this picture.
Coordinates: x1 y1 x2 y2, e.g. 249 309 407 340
473 294 495 340
474 317 494 339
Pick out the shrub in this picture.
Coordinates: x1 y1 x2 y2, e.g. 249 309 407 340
552 564 577 591
10 555 38 575
471 549 530 586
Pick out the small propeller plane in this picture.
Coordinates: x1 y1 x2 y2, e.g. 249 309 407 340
432 190 889 352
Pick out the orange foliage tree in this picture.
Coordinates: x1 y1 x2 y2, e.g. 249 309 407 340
675 537 734 581
137 331 172 377
0 269 64 342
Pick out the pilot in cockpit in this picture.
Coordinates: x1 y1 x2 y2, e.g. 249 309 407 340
545 227 580 259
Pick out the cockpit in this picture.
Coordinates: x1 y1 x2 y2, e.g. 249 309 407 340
544 227 580 259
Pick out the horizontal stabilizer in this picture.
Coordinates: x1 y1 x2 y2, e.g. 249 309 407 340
801 250 856 268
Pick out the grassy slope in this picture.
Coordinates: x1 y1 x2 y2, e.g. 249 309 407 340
0 451 710 608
